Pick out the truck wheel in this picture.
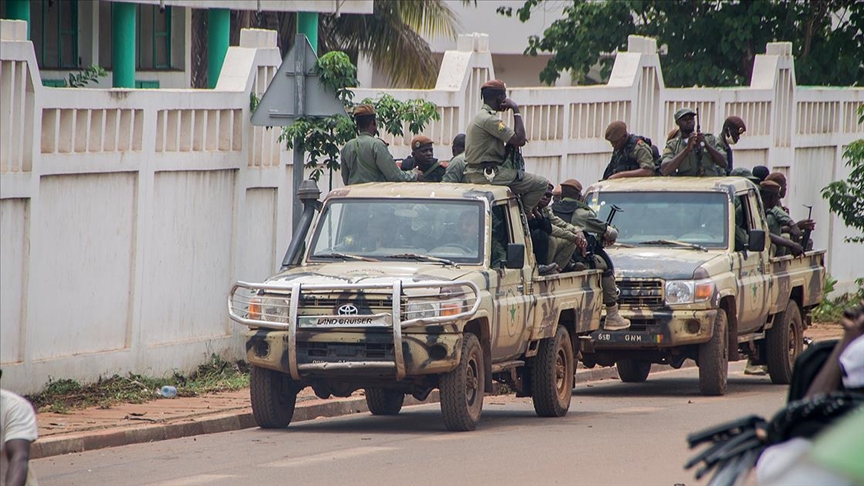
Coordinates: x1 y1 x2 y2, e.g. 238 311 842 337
766 301 803 385
440 334 484 431
698 309 728 396
365 389 404 415
531 326 574 417
616 359 652 383
250 366 297 428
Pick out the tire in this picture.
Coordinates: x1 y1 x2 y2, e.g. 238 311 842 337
698 309 729 396
531 325 575 417
616 359 652 383
766 301 804 385
439 334 484 431
250 366 297 428
365 388 404 415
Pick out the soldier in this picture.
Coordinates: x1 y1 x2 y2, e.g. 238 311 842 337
443 133 467 183
536 184 588 270
464 79 548 212
760 181 804 257
660 108 728 176
764 172 816 247
340 104 418 185
602 121 657 179
752 165 770 183
551 179 630 330
717 116 746 175
401 135 446 182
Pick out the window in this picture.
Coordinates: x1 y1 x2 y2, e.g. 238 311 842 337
137 5 171 70
32 0 79 69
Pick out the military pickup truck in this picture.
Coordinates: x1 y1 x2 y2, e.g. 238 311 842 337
228 182 603 431
579 177 825 395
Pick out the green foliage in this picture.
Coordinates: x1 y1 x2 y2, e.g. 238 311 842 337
25 355 249 413
66 65 108 88
814 276 864 322
250 92 261 113
279 54 440 181
822 105 864 243
501 1 864 87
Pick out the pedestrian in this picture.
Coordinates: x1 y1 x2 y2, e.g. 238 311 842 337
400 135 445 182
340 104 418 185
660 108 728 176
602 121 657 179
1 387 39 486
442 133 467 183
717 116 746 175
551 179 630 330
464 79 548 212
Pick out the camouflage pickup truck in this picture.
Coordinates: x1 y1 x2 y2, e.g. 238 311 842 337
228 182 603 431
579 177 825 395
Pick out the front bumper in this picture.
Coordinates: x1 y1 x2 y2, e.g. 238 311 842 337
590 308 718 349
245 329 463 378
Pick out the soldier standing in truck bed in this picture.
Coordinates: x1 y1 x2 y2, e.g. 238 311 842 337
602 121 657 179
443 133 467 183
464 79 547 212
660 108 727 176
340 104 418 185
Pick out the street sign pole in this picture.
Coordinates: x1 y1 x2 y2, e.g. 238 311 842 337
292 34 307 231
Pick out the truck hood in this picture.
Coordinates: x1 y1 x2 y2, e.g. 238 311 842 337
607 247 724 280
265 262 474 286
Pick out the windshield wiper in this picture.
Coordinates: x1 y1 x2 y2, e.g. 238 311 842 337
314 252 380 262
384 253 457 267
637 239 708 252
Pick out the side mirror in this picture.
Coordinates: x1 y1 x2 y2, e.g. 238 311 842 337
505 243 525 269
747 229 766 252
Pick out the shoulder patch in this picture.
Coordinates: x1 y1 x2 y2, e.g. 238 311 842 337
497 121 506 132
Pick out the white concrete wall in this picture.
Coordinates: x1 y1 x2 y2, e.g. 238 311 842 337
1 21 861 393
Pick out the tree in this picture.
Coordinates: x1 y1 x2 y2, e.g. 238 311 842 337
499 0 864 87
274 52 440 181
822 106 864 243
194 1 466 89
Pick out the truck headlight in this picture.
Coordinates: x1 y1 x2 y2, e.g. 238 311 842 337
262 299 289 322
665 279 715 305
406 302 438 319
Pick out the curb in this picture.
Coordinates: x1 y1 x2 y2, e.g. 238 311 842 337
31 363 692 459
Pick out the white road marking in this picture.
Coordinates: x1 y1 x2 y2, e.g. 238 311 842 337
264 446 395 468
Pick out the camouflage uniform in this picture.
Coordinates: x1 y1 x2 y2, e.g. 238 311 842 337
340 133 417 185
767 205 796 257
442 153 467 183
542 206 583 269
603 136 656 179
464 104 547 210
401 156 446 182
661 132 727 177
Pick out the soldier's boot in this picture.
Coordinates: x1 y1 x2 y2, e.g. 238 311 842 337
604 304 630 331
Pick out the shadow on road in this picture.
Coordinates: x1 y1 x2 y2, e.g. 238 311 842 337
574 374 778 398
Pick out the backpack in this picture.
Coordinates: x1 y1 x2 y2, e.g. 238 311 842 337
603 135 662 179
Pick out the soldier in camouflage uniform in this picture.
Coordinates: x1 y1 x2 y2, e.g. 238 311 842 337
760 181 804 257
551 179 630 330
400 135 446 182
464 80 548 211
340 104 418 185
764 172 816 249
602 121 656 180
536 184 587 269
661 108 728 177
443 134 467 183
716 116 746 175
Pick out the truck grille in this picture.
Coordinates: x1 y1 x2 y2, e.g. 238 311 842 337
297 293 393 316
297 342 395 363
617 279 664 306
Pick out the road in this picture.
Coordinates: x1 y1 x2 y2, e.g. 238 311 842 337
33 363 786 486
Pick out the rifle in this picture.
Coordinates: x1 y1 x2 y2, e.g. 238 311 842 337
605 204 623 225
694 107 705 158
801 204 813 251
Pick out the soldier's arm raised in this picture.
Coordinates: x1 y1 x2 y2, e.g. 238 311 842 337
500 98 526 147
660 137 692 175
702 134 727 169
373 139 417 182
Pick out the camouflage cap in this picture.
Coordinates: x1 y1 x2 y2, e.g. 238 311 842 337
353 104 376 117
674 108 696 121
411 135 433 149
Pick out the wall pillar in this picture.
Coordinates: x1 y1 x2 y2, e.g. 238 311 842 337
207 8 229 89
297 12 318 52
5 0 30 39
112 2 136 88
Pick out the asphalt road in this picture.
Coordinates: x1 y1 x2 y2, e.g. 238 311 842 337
33 362 787 486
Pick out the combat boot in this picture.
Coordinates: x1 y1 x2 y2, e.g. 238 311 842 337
604 304 630 331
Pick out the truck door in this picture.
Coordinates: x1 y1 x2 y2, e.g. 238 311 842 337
490 202 529 360
734 190 771 332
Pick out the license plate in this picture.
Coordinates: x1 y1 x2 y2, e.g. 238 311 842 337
592 331 664 344
298 314 391 328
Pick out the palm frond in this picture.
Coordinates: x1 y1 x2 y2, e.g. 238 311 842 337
394 0 460 38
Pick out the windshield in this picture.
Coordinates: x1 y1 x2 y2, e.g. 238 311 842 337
588 191 729 249
308 198 485 264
